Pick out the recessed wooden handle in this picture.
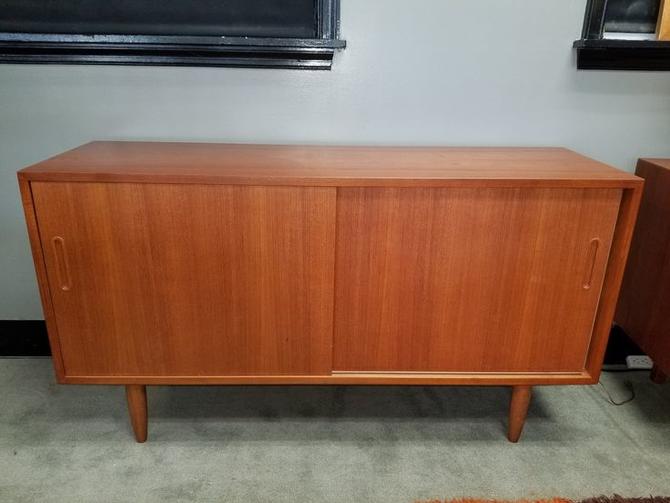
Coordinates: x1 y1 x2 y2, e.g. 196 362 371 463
51 236 72 291
582 238 600 290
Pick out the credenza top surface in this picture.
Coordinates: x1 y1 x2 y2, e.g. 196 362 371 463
19 141 641 188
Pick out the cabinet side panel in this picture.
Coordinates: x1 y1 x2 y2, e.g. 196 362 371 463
30 182 336 377
614 164 668 373
334 187 622 373
17 178 66 381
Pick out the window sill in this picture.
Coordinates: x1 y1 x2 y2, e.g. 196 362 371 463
0 34 347 70
573 39 670 70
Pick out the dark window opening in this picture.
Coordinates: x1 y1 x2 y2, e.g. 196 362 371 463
603 0 661 36
0 0 345 69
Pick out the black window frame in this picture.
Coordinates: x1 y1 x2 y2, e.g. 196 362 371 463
0 0 345 70
581 0 610 40
574 0 670 70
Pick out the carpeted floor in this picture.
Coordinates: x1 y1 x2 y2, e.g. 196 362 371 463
1 359 669 503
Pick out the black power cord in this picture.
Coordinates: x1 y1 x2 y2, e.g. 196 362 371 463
598 378 636 406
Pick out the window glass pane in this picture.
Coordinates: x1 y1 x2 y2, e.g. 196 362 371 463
603 0 661 33
0 0 317 38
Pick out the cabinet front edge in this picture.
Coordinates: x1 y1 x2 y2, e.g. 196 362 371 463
61 371 594 386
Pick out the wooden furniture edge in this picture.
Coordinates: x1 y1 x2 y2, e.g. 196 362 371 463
17 142 641 187
16 172 642 188
585 185 644 379
61 371 593 386
17 176 67 382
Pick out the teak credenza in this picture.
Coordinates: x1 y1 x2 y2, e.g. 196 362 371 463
18 142 642 443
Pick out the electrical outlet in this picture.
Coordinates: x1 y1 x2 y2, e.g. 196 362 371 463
625 355 653 370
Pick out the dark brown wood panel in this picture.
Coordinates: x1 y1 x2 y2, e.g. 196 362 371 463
18 141 640 188
616 159 670 376
31 182 336 377
334 188 622 372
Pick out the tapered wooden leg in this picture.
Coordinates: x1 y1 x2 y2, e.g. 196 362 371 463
125 385 148 443
650 364 667 384
507 385 532 443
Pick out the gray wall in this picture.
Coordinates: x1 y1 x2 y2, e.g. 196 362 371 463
1 0 669 319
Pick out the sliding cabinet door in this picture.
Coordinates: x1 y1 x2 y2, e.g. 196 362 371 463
32 182 336 377
334 187 621 373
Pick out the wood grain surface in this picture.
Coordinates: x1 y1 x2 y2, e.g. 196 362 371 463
18 141 640 187
334 187 622 372
18 143 643 387
584 185 642 379
18 178 67 381
30 182 336 377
